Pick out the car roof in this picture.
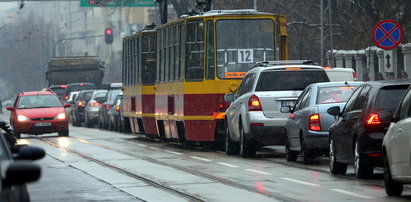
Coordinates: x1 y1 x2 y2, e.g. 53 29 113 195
364 79 411 87
20 91 56 96
249 64 324 73
311 81 363 87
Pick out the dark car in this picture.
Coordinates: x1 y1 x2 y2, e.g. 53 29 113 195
107 93 122 131
49 84 67 103
327 80 411 178
284 82 362 164
0 124 45 201
98 89 122 129
71 90 95 126
64 83 96 102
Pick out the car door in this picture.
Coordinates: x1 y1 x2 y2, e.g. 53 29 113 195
288 87 312 148
339 85 371 161
387 89 411 177
332 86 363 161
228 73 256 139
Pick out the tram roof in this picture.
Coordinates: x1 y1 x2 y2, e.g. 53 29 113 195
186 9 278 17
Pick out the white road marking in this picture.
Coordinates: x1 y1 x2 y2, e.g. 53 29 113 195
137 144 147 147
280 178 319 186
217 162 238 168
330 189 374 199
166 150 183 155
190 156 212 162
246 169 272 176
148 147 158 150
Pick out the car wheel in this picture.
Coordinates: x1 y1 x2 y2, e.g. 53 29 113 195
225 125 239 155
239 125 256 158
14 132 21 139
301 137 314 164
85 114 92 128
285 134 297 162
58 130 69 137
329 138 347 175
354 139 373 179
384 153 403 196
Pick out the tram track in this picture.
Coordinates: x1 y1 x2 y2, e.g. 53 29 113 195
39 136 298 202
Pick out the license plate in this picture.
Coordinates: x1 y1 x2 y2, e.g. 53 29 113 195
281 100 296 107
34 122 51 127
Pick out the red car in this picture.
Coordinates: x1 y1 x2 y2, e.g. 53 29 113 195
7 91 70 138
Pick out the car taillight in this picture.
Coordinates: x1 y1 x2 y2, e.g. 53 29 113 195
105 104 110 109
115 106 120 112
248 95 262 111
65 95 69 100
77 101 83 107
353 72 357 79
309 114 321 131
366 114 381 125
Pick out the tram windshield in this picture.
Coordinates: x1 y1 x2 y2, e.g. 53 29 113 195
216 19 275 79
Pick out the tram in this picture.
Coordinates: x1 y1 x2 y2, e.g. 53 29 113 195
122 9 288 146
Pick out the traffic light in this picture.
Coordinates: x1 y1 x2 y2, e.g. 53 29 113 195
104 28 113 44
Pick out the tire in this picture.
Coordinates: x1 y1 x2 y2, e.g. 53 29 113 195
108 119 113 131
285 135 298 162
85 114 93 128
225 125 239 155
384 154 403 196
14 132 21 139
301 137 313 164
329 138 347 175
58 130 69 136
239 125 256 158
354 139 373 179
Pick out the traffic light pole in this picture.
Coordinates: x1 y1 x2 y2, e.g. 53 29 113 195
53 35 103 57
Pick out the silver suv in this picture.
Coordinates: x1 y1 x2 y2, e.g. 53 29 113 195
224 61 330 157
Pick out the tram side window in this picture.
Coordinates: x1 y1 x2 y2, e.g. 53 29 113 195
206 20 215 80
142 33 156 85
127 39 132 85
185 21 205 81
179 24 185 80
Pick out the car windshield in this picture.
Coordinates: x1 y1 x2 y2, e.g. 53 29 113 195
51 87 66 97
17 95 62 109
256 70 329 91
316 86 359 104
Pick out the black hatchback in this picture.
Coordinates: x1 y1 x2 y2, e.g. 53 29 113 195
327 80 411 178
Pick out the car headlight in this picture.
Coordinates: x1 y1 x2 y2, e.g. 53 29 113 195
17 115 31 122
55 113 66 120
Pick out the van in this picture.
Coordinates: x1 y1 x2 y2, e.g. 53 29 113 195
324 67 356 81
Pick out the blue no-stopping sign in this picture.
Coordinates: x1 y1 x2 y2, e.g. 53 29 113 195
372 19 403 50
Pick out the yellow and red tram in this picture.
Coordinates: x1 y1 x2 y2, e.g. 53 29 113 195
122 10 288 145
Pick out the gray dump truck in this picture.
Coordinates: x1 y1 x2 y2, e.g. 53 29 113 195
46 56 105 88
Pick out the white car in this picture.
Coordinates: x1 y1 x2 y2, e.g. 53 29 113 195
324 67 356 81
382 86 411 196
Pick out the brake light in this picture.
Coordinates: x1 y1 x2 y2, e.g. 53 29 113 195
309 114 321 131
65 95 69 100
248 95 262 111
353 72 357 79
115 106 120 112
77 101 83 107
366 114 381 125
105 104 110 109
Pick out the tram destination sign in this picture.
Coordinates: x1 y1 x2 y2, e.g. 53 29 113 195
80 0 155 7
372 19 403 50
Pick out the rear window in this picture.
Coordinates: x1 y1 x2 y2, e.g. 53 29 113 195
316 86 358 104
50 87 66 96
374 86 409 111
256 70 329 91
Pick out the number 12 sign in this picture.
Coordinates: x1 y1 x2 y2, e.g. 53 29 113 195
238 49 254 63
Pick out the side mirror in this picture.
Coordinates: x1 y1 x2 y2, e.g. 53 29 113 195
280 106 292 113
14 146 46 161
224 94 235 102
64 103 71 108
6 106 14 111
378 110 393 123
4 161 41 186
327 106 341 116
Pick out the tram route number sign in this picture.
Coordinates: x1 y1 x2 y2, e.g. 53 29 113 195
81 0 155 7
372 19 403 50
238 49 254 64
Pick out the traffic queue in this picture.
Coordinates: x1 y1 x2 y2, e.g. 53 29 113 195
3 61 411 197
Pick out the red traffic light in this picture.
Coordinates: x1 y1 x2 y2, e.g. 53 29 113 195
105 28 112 35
